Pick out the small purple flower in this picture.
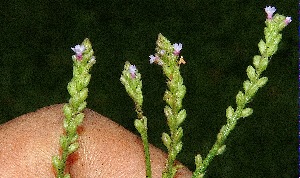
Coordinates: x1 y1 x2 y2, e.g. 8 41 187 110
149 54 163 65
284 16 292 26
173 43 182 56
129 65 137 79
71 44 85 60
149 55 156 64
265 6 276 19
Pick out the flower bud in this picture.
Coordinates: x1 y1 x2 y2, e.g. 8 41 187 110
247 85 259 98
82 38 92 50
217 132 223 140
68 143 79 154
67 122 77 133
256 77 268 87
174 127 183 141
164 106 173 118
77 101 87 113
226 106 234 120
246 66 257 82
63 104 72 120
162 132 171 149
134 119 144 134
74 113 84 126
67 82 77 97
195 154 203 168
217 145 226 155
236 91 245 107
258 40 266 54
163 90 173 106
64 174 71 178
177 85 186 99
241 108 253 118
258 57 269 73
176 109 186 126
82 74 91 88
64 116 71 129
175 141 183 154
253 55 261 69
52 156 61 170
79 88 88 102
243 80 251 92
59 136 68 149
70 134 78 143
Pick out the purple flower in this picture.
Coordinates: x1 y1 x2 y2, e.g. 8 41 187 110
71 44 85 60
129 65 137 79
149 54 163 65
284 16 292 26
149 55 156 64
173 43 182 56
265 6 276 19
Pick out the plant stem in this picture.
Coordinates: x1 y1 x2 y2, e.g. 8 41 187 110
136 105 152 178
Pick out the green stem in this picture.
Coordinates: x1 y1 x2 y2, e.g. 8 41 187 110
165 142 177 178
58 149 69 178
136 105 152 178
140 129 152 178
192 114 239 177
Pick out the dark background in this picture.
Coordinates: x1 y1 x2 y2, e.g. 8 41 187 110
0 0 297 177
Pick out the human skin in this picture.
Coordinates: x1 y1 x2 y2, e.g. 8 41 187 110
0 104 192 177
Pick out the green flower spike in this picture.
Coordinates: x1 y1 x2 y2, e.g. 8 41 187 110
150 33 187 178
52 38 96 178
120 61 152 178
192 6 291 178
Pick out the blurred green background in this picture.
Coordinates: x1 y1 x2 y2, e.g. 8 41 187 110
0 0 297 177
